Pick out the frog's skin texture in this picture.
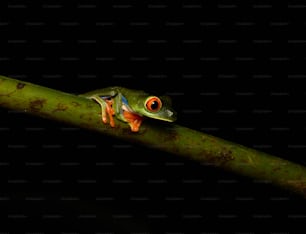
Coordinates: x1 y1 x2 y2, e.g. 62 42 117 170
80 87 177 132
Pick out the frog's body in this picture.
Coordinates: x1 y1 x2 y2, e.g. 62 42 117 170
80 87 176 132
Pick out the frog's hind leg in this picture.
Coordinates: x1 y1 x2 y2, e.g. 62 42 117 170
89 95 115 127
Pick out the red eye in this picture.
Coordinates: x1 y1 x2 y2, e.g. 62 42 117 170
145 97 162 112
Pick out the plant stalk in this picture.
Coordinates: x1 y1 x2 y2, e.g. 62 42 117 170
1 75 306 198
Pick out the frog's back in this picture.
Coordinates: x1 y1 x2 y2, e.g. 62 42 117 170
80 86 122 97
116 86 149 97
81 86 149 98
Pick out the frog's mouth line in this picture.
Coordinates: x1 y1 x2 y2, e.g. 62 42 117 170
151 115 176 122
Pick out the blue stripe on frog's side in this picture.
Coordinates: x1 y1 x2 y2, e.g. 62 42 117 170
99 95 128 105
120 95 131 114
121 95 128 105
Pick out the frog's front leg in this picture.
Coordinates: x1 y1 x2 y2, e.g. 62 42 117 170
121 105 143 132
89 95 115 127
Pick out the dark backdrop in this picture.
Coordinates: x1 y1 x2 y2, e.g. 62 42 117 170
1 1 306 233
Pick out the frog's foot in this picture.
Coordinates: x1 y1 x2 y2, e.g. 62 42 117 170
130 118 143 132
122 109 143 132
90 96 115 127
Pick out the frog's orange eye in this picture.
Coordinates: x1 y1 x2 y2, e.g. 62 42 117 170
145 96 162 112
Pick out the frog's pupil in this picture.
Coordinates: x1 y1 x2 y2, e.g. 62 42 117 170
150 101 159 110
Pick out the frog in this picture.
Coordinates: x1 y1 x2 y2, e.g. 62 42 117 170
80 87 177 132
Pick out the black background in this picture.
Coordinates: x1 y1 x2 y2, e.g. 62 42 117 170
1 1 306 233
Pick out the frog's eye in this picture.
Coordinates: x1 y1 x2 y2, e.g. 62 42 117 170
145 96 162 112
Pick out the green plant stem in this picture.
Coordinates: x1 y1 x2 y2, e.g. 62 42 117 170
1 75 306 197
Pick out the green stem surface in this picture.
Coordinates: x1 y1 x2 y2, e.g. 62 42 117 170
1 75 306 197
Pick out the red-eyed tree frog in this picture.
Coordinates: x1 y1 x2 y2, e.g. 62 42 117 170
81 87 177 132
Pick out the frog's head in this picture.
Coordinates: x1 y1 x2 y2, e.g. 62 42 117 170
128 93 177 122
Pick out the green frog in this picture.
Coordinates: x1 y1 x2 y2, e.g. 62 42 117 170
81 87 177 132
